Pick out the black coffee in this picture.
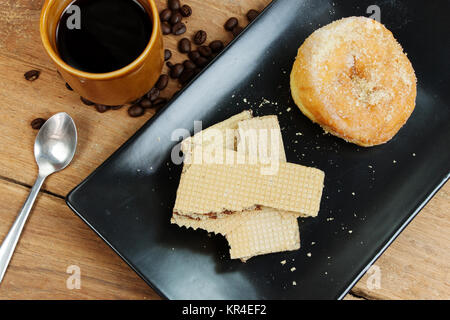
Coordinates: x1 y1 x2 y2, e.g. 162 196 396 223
56 0 152 73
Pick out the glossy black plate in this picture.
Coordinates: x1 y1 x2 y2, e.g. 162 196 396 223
67 0 450 299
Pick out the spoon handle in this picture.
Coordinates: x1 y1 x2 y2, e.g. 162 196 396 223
0 173 46 284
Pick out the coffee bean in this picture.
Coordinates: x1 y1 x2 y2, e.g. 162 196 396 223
168 0 180 11
172 22 186 35
198 45 212 58
152 97 167 110
183 60 196 70
111 105 123 110
128 104 145 117
170 63 184 78
195 56 209 67
140 98 152 108
80 96 95 106
147 87 160 101
246 9 259 22
178 38 191 53
224 17 238 31
24 70 40 81
164 49 172 61
209 40 224 53
179 68 195 85
65 82 73 91
232 26 243 37
31 118 46 130
170 11 182 25
160 8 172 22
162 22 171 35
188 50 200 61
193 67 202 76
166 61 174 69
193 30 207 45
95 104 110 113
180 4 192 17
156 74 169 90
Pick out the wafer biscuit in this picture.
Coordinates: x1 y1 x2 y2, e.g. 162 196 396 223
237 115 286 163
174 161 324 218
172 210 254 235
173 114 291 233
227 208 300 260
181 110 252 165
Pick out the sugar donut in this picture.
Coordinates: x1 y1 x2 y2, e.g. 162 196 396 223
290 17 417 147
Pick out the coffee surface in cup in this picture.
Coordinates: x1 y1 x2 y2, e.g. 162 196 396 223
56 0 152 73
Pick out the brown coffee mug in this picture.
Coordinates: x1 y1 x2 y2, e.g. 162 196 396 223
40 0 164 106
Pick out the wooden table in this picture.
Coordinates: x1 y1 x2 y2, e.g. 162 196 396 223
0 0 448 300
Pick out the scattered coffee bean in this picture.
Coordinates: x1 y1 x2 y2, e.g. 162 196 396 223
140 98 152 108
31 118 46 130
183 60 196 70
246 9 259 22
198 45 212 58
164 49 172 61
195 56 209 67
24 70 40 81
65 82 73 91
170 11 182 25
224 17 238 31
180 4 192 17
209 40 224 53
156 74 169 90
166 61 174 69
152 97 167 109
232 26 243 37
162 22 171 35
147 87 160 101
179 68 195 85
172 22 186 35
95 104 110 113
111 105 123 110
178 38 191 53
188 50 200 61
168 0 180 11
80 96 95 106
160 8 172 22
128 104 145 117
170 63 184 78
193 30 207 45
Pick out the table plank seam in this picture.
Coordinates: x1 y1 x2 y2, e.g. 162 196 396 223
0 174 65 200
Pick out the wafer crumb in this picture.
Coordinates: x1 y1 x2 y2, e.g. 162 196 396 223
292 281 297 286
280 260 287 265
290 267 296 272
307 252 312 257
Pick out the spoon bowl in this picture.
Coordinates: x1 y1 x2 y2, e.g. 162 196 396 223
34 112 77 175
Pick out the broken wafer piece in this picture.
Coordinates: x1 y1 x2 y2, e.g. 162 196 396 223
173 160 324 218
227 208 300 260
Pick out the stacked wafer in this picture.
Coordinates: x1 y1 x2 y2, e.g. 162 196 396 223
171 111 325 261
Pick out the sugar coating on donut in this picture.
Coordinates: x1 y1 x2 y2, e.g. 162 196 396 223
290 16 417 146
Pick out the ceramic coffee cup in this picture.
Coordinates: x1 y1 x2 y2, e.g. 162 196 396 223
40 0 164 106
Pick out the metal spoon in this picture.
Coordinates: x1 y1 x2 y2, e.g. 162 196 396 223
0 112 77 284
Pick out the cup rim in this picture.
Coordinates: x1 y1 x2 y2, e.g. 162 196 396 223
40 0 160 80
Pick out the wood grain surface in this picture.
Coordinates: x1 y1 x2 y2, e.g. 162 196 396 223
0 0 448 300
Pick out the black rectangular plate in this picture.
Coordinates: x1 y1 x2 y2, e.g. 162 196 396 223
67 0 450 299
